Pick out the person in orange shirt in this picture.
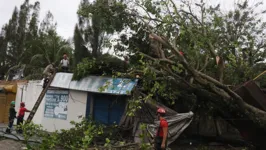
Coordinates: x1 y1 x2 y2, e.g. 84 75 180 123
16 102 31 134
154 108 168 150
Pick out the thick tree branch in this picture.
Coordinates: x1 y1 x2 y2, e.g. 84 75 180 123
148 32 266 124
138 13 266 123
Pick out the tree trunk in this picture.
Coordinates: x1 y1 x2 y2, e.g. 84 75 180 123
178 82 266 148
147 33 266 149
193 88 266 149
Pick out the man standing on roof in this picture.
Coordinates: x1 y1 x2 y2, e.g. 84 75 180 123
154 108 168 150
17 102 31 134
60 53 70 72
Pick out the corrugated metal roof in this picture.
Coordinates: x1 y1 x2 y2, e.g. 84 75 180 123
50 73 138 95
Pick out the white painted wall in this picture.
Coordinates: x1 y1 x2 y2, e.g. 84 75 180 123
41 90 87 132
15 81 43 125
15 81 87 132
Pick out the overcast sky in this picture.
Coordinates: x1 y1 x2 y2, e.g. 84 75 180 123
0 0 265 39
0 0 80 39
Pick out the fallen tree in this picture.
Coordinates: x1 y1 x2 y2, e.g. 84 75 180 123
135 13 266 150
76 0 266 148
123 0 266 148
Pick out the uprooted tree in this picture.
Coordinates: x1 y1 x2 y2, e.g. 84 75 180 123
124 0 266 148
74 0 266 148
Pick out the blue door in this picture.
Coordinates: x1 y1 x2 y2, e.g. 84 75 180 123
109 98 126 124
93 94 111 125
91 94 126 125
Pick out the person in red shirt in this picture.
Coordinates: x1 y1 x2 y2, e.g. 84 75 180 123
154 108 168 150
16 102 31 134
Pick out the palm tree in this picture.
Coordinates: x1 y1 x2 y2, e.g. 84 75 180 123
25 30 73 79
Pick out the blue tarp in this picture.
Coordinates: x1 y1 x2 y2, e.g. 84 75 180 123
50 73 138 95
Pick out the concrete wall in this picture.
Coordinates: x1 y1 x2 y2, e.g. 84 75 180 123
15 81 87 132
15 81 43 124
41 90 87 132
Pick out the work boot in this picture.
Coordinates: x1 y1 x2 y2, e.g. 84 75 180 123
5 128 11 134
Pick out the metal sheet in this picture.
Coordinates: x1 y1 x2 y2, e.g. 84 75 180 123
50 73 138 95
234 80 266 111
119 99 194 146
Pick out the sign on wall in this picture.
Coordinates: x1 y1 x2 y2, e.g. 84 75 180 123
44 90 69 120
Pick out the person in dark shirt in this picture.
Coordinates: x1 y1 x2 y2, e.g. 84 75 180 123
16 102 31 134
5 101 16 134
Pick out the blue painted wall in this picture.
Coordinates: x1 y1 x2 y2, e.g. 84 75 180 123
86 93 127 125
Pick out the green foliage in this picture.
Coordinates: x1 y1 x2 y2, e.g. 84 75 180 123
24 12 73 79
19 118 146 150
58 119 104 149
127 97 143 117
73 24 90 65
73 54 127 80
39 132 59 150
20 118 107 150
139 123 152 150
74 0 135 60
20 122 43 149
77 0 129 34
104 138 112 149
111 0 266 111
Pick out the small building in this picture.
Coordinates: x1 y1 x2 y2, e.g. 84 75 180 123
0 81 24 123
14 73 194 147
17 73 138 132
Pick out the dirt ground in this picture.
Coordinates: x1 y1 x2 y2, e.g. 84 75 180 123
0 138 251 150
0 139 25 150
